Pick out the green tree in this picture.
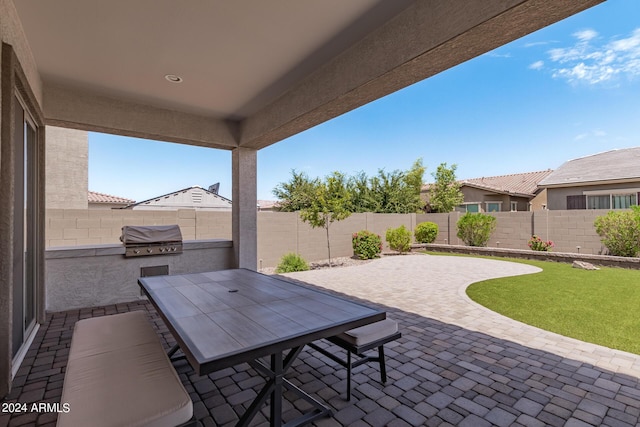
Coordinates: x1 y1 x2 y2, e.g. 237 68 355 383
429 162 464 213
274 159 425 214
347 171 379 213
352 158 425 213
272 170 319 212
299 172 352 266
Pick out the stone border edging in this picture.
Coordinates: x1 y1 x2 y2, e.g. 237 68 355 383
412 243 640 269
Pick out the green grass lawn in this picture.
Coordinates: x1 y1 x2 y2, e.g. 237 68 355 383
428 252 640 355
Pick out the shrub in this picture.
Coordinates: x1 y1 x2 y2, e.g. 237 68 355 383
352 230 382 260
594 207 640 257
528 235 554 251
456 213 496 247
275 253 310 273
414 221 439 243
385 225 411 253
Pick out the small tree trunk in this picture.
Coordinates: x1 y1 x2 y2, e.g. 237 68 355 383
326 224 332 267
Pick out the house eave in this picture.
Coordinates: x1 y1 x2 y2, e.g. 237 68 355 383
461 182 534 199
539 177 640 189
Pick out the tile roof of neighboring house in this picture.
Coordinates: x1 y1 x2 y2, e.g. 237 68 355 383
422 170 553 197
461 170 554 197
538 147 640 187
88 191 135 204
257 200 280 210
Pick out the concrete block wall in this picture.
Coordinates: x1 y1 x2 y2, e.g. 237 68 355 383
291 214 368 267
45 208 624 266
533 210 604 254
45 209 232 247
195 211 233 240
416 213 452 244
257 212 300 269
488 212 534 250
367 213 415 250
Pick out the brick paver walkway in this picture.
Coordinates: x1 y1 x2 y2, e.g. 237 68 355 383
2 254 640 426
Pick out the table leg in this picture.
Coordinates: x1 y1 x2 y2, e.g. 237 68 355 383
238 346 332 427
167 343 180 358
271 353 283 426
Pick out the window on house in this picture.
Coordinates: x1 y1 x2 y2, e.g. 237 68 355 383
456 203 479 213
465 203 480 213
566 195 586 210
587 195 610 209
510 201 518 212
612 194 637 209
485 202 501 212
583 192 639 210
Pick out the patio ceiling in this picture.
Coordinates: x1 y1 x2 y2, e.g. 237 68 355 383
12 0 603 150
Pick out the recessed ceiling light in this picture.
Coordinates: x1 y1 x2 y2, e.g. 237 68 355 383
164 74 183 83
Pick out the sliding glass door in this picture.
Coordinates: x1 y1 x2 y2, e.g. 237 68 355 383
12 94 38 359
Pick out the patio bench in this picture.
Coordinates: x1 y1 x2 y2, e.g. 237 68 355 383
57 311 194 427
308 318 401 400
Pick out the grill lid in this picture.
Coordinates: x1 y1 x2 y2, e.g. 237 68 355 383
120 225 182 245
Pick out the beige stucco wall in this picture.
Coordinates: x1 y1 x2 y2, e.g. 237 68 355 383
530 189 548 211
45 126 88 209
45 240 233 312
0 0 42 104
547 183 640 210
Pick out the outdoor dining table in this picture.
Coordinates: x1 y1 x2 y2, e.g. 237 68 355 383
138 268 386 427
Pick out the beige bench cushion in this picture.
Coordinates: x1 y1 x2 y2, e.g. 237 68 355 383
57 311 193 427
336 319 398 347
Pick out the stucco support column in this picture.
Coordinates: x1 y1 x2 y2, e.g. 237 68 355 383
232 147 257 270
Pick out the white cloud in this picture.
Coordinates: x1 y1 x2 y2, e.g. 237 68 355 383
574 130 607 141
573 29 598 42
529 60 544 70
486 51 512 58
532 27 640 85
524 41 557 48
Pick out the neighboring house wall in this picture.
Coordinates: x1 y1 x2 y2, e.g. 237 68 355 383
530 189 548 211
45 127 88 209
458 187 530 212
547 182 640 210
129 186 232 211
423 170 552 212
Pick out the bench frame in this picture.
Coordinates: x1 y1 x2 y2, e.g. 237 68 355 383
308 331 402 400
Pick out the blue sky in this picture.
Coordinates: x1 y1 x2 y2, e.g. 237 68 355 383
89 0 640 202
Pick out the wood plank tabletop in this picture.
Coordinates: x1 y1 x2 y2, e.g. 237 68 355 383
139 268 385 375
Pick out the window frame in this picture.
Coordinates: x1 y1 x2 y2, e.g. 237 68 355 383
485 201 502 213
583 189 640 210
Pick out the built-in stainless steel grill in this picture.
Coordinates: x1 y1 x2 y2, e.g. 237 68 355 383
121 225 183 257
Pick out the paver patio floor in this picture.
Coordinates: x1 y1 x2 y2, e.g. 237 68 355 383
3 254 640 427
